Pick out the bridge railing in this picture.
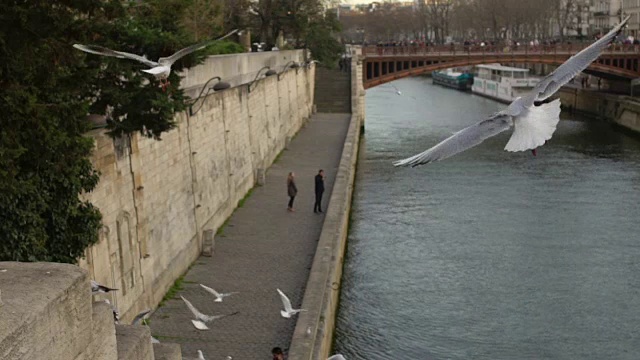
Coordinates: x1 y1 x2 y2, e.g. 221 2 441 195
363 43 640 57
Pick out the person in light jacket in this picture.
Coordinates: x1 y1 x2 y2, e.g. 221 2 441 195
287 172 298 212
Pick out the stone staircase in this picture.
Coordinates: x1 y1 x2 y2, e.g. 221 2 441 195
314 66 352 113
0 262 182 360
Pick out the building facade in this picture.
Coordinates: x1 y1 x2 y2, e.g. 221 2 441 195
622 0 640 37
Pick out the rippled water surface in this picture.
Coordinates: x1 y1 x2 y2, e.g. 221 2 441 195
334 77 640 360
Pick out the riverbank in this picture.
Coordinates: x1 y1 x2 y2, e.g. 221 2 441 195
558 86 640 134
286 48 365 360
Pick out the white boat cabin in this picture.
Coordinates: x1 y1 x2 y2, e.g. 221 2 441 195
471 63 539 102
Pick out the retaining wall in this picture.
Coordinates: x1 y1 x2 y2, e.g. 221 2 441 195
79 50 316 322
287 46 365 360
558 87 640 133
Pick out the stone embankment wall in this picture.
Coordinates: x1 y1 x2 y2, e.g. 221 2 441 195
558 87 640 133
287 47 365 360
179 50 306 95
0 262 182 360
79 50 315 322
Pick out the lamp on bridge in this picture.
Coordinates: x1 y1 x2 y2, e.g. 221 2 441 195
188 76 231 116
277 61 300 79
248 66 276 93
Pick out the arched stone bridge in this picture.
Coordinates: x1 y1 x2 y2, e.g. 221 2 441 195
362 44 640 89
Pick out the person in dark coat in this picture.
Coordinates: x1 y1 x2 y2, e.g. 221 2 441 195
272 347 285 360
314 169 325 213
287 172 297 212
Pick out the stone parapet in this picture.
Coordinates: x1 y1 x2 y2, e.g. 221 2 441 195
286 47 363 360
0 262 183 360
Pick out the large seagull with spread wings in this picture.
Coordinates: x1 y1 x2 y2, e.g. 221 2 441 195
73 29 239 91
393 16 629 168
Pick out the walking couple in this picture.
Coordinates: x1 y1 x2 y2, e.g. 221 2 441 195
287 169 325 213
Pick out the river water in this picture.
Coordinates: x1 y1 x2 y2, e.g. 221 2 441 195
333 76 640 360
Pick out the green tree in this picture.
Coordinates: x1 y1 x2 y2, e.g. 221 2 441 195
0 0 241 263
304 12 343 67
0 0 106 262
181 0 225 41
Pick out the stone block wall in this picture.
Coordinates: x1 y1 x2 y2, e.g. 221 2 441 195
0 262 181 360
180 50 306 94
558 87 640 133
79 53 315 322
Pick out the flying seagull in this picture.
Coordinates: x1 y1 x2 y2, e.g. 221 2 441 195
199 284 238 302
277 288 306 318
180 295 239 330
393 16 630 168
327 355 346 360
197 350 206 360
131 309 151 325
73 29 239 91
91 280 118 295
389 83 402 95
103 299 120 323
131 309 161 343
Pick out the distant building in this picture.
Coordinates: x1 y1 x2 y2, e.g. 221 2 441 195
591 0 622 35
622 0 640 37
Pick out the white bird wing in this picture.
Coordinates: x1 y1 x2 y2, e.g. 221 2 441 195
180 295 216 322
159 29 239 65
141 67 168 75
393 114 513 167
327 355 346 360
516 16 630 108
277 288 294 312
199 284 222 298
191 320 209 330
197 350 206 360
72 44 159 68
131 309 151 325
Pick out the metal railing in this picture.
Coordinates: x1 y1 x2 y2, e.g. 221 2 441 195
363 43 640 57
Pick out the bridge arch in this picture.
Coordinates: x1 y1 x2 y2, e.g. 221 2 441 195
362 46 640 89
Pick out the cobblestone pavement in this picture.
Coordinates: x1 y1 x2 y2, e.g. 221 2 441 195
149 113 351 360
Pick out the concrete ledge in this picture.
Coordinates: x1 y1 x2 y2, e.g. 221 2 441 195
79 301 118 360
0 262 91 360
115 325 153 360
558 87 640 134
152 343 182 360
287 49 363 359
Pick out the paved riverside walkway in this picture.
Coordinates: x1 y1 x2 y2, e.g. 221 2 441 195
149 113 351 359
